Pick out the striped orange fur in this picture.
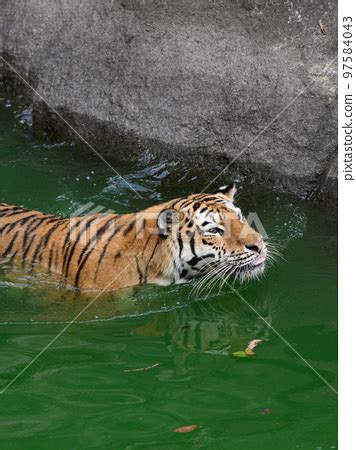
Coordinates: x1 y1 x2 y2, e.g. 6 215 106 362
0 184 267 291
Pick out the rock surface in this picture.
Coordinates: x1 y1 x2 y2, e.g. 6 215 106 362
0 0 337 199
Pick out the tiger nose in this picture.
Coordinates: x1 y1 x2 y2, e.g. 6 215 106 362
246 239 264 254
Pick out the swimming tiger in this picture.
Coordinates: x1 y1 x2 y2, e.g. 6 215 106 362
0 183 268 291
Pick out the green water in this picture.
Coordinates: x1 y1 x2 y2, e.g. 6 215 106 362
0 96 337 449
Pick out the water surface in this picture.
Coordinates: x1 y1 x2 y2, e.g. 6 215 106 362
0 96 337 449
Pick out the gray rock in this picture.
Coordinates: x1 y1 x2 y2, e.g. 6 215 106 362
0 0 337 199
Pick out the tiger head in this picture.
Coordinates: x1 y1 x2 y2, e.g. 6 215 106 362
154 183 268 286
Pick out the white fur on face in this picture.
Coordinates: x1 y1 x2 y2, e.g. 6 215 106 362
223 201 244 223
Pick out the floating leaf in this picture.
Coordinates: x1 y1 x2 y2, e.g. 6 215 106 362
245 348 256 356
124 363 160 372
173 425 198 433
232 351 249 358
232 339 263 358
260 408 272 415
247 339 263 351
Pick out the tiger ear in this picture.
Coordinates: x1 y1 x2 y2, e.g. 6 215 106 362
214 183 237 201
157 208 180 236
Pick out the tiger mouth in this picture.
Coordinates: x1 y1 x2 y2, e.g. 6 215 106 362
198 260 264 282
190 254 267 294
230 261 266 282
252 255 266 266
219 254 267 281
194 253 267 284
225 253 267 268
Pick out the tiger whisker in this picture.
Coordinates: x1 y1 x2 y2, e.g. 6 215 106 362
191 262 228 296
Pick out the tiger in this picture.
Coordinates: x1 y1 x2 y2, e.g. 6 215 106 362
0 183 268 291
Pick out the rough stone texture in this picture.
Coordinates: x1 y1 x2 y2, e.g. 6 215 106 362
0 0 337 199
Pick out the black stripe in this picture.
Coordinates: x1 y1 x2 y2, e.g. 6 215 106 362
123 218 136 236
204 201 224 208
177 233 183 256
189 233 197 257
39 220 65 262
135 256 144 284
21 216 40 252
187 253 215 266
0 214 37 233
22 234 36 268
61 219 83 272
143 237 160 283
93 223 124 282
179 199 194 209
74 242 99 288
170 198 186 209
0 213 37 235
76 216 117 268
100 222 124 258
180 194 204 206
19 216 59 265
180 269 188 278
0 206 26 217
31 220 65 269
194 193 211 199
41 216 62 226
233 254 251 262
141 234 152 255
2 231 19 258
12 213 38 227
64 216 98 279
21 218 36 253
148 238 160 265
74 248 94 287
47 241 55 274
9 250 18 264
0 209 33 220
77 215 124 286
54 248 58 272
0 223 11 235
197 196 218 203
27 216 58 235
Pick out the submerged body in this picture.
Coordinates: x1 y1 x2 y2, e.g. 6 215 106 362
0 184 267 290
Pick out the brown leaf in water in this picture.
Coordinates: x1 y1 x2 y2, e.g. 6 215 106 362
232 339 263 358
247 339 263 351
173 425 199 433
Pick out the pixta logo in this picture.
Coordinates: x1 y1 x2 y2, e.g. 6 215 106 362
69 202 116 246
